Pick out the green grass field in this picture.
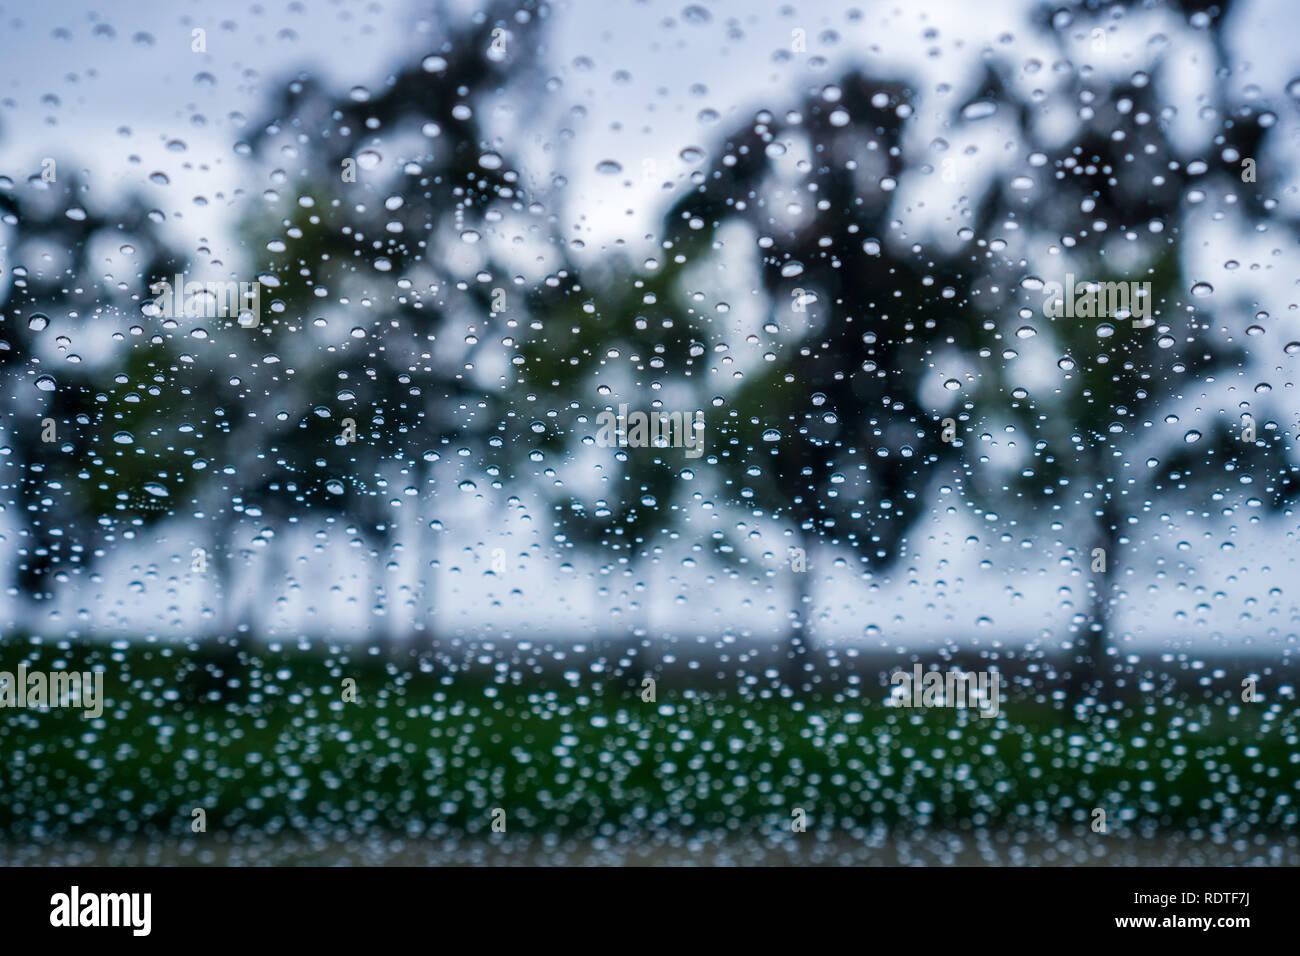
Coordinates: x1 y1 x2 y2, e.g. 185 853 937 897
2 637 1296 864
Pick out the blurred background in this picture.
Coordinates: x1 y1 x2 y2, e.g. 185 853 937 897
0 0 1297 864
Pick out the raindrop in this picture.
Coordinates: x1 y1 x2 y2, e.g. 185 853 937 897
682 4 711 24
961 100 997 121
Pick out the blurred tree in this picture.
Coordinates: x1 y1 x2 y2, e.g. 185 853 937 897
2 0 564 644
521 76 1001 689
513 245 711 657
221 0 560 645
957 2 1300 697
0 170 220 611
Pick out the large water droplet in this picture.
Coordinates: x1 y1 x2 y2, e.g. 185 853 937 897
962 100 997 121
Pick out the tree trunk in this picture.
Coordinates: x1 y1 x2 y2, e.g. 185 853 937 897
413 517 432 648
637 559 652 640
1070 498 1119 700
367 543 394 655
781 533 814 690
212 514 237 638
259 541 282 636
